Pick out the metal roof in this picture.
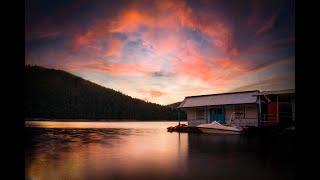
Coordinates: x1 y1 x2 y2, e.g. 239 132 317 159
178 90 259 108
255 89 295 95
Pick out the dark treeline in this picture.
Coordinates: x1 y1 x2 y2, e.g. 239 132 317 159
25 65 186 121
167 102 183 109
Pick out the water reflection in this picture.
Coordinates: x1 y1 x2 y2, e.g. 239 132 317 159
186 135 295 180
25 121 295 180
26 121 189 180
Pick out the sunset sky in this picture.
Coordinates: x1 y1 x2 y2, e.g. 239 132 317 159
26 0 295 105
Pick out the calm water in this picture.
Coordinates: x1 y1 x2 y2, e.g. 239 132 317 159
25 121 295 180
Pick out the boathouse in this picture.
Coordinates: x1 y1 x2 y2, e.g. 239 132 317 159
178 89 295 128
255 89 295 127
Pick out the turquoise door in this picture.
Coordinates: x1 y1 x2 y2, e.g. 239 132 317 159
210 108 225 123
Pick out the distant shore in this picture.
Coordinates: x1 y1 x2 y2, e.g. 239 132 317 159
25 118 183 122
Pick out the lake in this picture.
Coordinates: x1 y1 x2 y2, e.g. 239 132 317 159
25 121 295 180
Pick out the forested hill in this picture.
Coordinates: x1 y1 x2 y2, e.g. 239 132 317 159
167 102 182 109
25 65 180 120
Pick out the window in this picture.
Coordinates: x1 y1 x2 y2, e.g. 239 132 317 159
233 105 244 119
234 105 244 112
196 108 204 120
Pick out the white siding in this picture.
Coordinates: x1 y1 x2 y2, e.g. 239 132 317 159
245 104 258 119
225 104 258 127
184 104 258 127
185 108 196 121
225 105 235 123
185 108 207 127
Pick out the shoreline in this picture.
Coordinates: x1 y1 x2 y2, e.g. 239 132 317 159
25 118 185 122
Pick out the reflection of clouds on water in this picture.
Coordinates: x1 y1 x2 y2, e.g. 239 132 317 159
25 122 189 180
187 134 295 180
25 121 294 180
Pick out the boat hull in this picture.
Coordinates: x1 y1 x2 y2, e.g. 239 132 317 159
198 127 241 135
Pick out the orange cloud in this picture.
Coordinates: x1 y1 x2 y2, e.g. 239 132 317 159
170 39 243 84
150 90 165 97
105 37 124 57
73 31 125 60
213 57 247 72
197 15 232 52
45 0 285 91
137 89 166 100
154 0 196 28
230 48 239 57
73 31 96 47
72 0 233 53
105 63 159 75
66 59 161 76
156 1 233 53
171 38 289 86
109 9 155 33
174 42 223 84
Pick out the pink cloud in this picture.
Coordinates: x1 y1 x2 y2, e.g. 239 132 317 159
241 37 295 55
197 13 232 52
150 90 165 97
137 89 166 100
256 13 279 36
170 40 250 84
26 31 61 41
72 0 234 54
105 37 124 57
65 59 161 76
26 0 295 105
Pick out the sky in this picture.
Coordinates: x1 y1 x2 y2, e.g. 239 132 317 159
26 0 295 105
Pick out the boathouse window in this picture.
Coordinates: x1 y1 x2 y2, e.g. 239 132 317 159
196 108 205 120
234 105 244 113
234 105 245 118
244 104 256 119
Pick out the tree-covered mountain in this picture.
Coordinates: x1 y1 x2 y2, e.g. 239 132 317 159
167 102 182 108
25 65 183 121
166 102 187 120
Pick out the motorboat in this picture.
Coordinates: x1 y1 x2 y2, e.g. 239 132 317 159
197 121 243 134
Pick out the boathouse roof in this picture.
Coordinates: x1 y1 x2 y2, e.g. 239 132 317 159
178 90 259 108
255 89 295 95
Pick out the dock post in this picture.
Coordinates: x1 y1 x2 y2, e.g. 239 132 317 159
177 108 180 126
277 95 279 124
291 96 295 123
258 96 261 125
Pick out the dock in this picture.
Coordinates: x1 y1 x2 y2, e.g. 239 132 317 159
167 124 295 136
167 124 202 133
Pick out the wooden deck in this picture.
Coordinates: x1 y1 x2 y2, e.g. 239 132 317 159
167 124 202 133
167 124 295 136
